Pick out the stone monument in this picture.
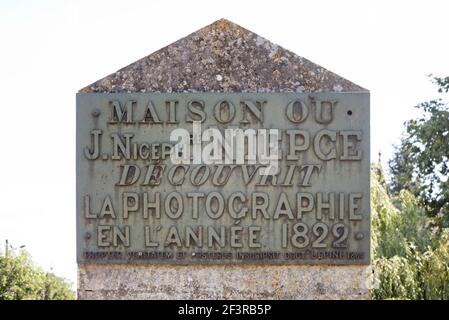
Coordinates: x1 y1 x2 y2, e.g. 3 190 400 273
77 19 372 299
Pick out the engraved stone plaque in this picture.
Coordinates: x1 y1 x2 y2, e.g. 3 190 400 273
76 92 370 264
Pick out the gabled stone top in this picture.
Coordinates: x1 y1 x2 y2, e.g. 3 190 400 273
79 19 366 93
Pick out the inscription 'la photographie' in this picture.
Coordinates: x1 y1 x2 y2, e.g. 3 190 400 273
76 92 370 265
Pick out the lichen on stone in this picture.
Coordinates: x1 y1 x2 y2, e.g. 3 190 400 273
79 18 367 94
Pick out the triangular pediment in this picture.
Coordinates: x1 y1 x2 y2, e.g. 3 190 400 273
79 19 366 93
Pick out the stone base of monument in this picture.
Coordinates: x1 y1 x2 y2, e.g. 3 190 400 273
78 265 372 299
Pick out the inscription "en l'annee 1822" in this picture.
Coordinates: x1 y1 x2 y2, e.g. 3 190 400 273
76 92 370 264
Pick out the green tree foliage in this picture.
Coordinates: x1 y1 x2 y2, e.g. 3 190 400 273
0 250 75 300
380 75 449 299
372 163 449 299
389 75 449 224
433 76 449 93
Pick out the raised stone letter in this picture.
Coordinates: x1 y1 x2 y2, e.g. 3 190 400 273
164 226 182 247
167 165 189 186
241 165 261 185
84 195 96 219
299 164 321 187
143 192 160 219
99 195 116 219
297 193 313 220
205 192 224 219
164 192 183 219
230 226 243 248
187 192 205 219
228 192 248 219
108 100 135 124
84 129 102 160
340 130 362 160
349 193 363 220
142 165 165 186
339 193 345 220
117 165 140 186
285 100 308 123
112 226 130 247
240 100 265 124
251 192 269 219
286 130 310 160
111 133 133 160
190 165 210 186
313 100 336 124
248 226 261 248
144 226 159 247
166 101 179 124
123 192 139 218
317 192 335 220
280 165 296 186
140 100 162 124
274 192 294 219
97 226 111 247
214 100 235 123
186 226 203 247
212 165 236 186
208 226 225 248
313 129 337 161
186 100 206 123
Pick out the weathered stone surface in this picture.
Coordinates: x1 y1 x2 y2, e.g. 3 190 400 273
79 19 366 94
78 264 372 300
77 18 372 300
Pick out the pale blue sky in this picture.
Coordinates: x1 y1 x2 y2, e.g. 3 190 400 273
0 0 448 288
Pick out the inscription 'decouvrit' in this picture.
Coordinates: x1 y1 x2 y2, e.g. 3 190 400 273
76 93 370 264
